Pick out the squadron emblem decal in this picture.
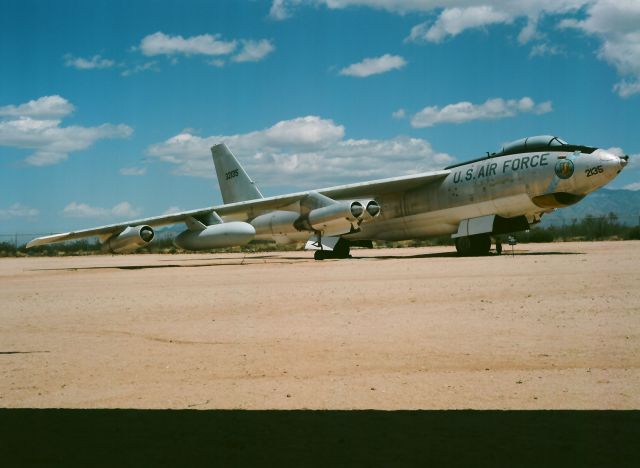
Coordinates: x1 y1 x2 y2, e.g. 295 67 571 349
555 159 574 179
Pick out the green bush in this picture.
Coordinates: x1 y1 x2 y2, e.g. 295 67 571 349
527 229 555 243
626 226 640 240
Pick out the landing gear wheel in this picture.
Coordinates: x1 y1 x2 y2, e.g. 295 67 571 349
313 239 351 260
455 236 473 256
472 234 491 256
495 239 503 255
455 234 491 256
332 239 351 259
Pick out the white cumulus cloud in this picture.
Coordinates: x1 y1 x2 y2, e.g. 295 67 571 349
232 39 275 62
0 96 133 166
339 54 407 77
64 54 115 70
146 115 453 187
269 0 291 20
121 61 160 77
271 1 640 97
136 32 276 69
0 95 74 119
613 81 640 98
407 6 512 43
271 0 587 17
63 201 142 219
529 43 564 58
411 97 552 128
0 203 39 220
140 32 237 57
561 0 640 97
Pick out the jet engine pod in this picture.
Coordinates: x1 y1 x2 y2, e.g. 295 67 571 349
105 225 155 253
174 222 256 250
251 210 301 236
309 201 362 227
303 201 364 236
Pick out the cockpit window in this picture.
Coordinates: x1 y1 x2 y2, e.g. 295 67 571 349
550 137 567 146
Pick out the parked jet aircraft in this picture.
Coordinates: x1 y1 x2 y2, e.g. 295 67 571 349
28 135 628 259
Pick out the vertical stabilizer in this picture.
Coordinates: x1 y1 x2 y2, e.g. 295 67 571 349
211 143 263 204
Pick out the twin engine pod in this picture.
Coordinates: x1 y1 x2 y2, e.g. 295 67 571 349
304 199 381 231
104 225 155 253
174 222 256 250
251 199 381 239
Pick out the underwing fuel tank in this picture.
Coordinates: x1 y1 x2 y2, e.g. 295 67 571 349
174 222 256 250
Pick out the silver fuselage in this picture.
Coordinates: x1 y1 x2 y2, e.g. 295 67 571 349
25 140 628 253
252 147 626 243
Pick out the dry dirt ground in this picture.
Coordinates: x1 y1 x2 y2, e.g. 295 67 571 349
1 241 639 409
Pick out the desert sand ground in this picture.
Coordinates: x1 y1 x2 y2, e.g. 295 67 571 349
1 241 639 409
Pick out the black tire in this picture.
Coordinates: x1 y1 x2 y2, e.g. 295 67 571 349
455 236 473 256
332 239 351 259
455 234 491 256
314 250 325 261
471 234 491 256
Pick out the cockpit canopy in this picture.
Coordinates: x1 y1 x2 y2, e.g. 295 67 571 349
444 135 597 170
500 135 568 155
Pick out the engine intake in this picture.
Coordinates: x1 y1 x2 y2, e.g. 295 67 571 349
307 201 364 230
364 200 381 219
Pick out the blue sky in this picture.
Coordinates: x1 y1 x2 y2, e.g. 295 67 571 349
1 0 639 233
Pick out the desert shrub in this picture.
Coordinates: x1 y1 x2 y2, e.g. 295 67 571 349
625 226 640 240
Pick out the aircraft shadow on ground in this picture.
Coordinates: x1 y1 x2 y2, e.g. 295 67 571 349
515 251 584 256
158 255 282 262
31 259 308 271
29 250 583 271
358 250 584 260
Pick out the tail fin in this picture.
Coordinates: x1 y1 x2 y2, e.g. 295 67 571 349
211 143 263 204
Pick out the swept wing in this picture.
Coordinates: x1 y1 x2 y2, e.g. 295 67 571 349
27 170 449 248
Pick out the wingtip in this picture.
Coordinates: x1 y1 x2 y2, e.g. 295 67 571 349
24 232 71 249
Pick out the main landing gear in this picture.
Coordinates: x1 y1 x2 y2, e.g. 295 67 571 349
314 239 351 260
454 234 492 256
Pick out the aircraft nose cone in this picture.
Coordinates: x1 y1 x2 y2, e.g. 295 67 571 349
620 155 629 168
598 150 627 172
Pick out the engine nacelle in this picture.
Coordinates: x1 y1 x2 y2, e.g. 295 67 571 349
251 200 378 238
305 201 364 235
174 222 256 250
251 210 301 237
105 225 155 253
